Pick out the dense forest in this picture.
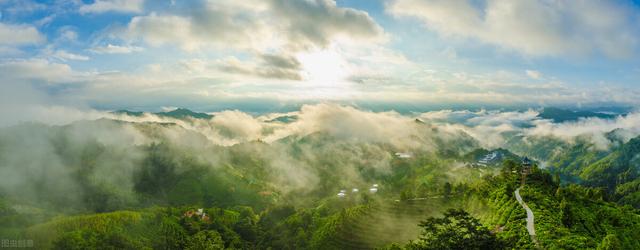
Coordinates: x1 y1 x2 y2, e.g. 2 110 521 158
1 108 640 249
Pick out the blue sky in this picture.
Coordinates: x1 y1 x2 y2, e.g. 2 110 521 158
1 0 640 114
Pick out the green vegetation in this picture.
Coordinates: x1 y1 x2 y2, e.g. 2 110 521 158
2 118 640 249
480 159 640 249
405 209 502 250
547 135 640 208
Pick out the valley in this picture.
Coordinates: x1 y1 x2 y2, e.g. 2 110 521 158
1 106 640 249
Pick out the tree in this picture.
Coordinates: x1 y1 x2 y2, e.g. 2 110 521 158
157 218 187 249
501 159 518 177
52 230 98 250
52 230 144 250
185 230 225 250
559 197 573 228
443 182 452 197
406 209 503 250
134 143 179 200
597 234 622 250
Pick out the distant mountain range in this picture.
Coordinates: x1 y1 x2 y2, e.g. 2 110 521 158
537 107 618 122
112 108 213 119
267 115 298 123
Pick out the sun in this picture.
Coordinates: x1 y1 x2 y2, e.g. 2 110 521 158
296 48 349 86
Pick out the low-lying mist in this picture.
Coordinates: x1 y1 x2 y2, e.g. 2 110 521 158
1 103 639 214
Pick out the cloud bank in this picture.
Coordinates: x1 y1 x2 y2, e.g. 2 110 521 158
388 0 639 58
3 103 640 212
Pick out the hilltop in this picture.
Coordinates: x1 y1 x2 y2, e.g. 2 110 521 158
112 108 213 119
537 107 617 123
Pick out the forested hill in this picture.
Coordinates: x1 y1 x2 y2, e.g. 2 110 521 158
546 135 640 208
477 160 640 249
537 107 617 123
112 108 213 119
1 118 640 249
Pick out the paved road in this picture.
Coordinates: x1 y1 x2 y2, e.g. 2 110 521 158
515 187 539 247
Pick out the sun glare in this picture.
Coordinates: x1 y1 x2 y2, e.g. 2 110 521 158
297 49 349 85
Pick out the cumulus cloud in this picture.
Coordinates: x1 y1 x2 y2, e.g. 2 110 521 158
89 44 143 54
421 109 539 127
210 110 264 141
15 102 640 156
103 103 437 151
266 104 421 146
269 0 384 50
0 59 76 82
218 53 303 80
79 0 144 14
118 0 384 82
418 107 640 151
122 0 383 52
387 0 639 58
526 114 640 150
419 109 540 148
0 22 45 46
125 13 204 51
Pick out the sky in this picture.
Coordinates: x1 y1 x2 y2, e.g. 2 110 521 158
1 0 640 115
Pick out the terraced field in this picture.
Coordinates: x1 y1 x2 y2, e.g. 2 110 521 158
324 198 451 249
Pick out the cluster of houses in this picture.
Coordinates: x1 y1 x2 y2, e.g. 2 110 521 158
337 184 379 197
183 208 210 222
474 151 503 167
478 151 501 166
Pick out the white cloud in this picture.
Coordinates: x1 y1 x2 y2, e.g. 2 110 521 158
56 27 78 42
419 109 541 148
118 0 384 82
526 70 541 79
218 54 303 80
79 0 144 14
0 23 45 46
269 0 384 50
53 50 90 61
0 59 77 83
387 0 639 58
526 114 640 150
0 0 45 14
122 0 383 52
417 108 640 150
89 44 143 54
125 14 197 50
0 46 22 55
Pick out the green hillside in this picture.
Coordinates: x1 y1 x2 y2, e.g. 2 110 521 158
2 119 640 249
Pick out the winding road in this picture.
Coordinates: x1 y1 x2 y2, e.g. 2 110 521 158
515 187 539 248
